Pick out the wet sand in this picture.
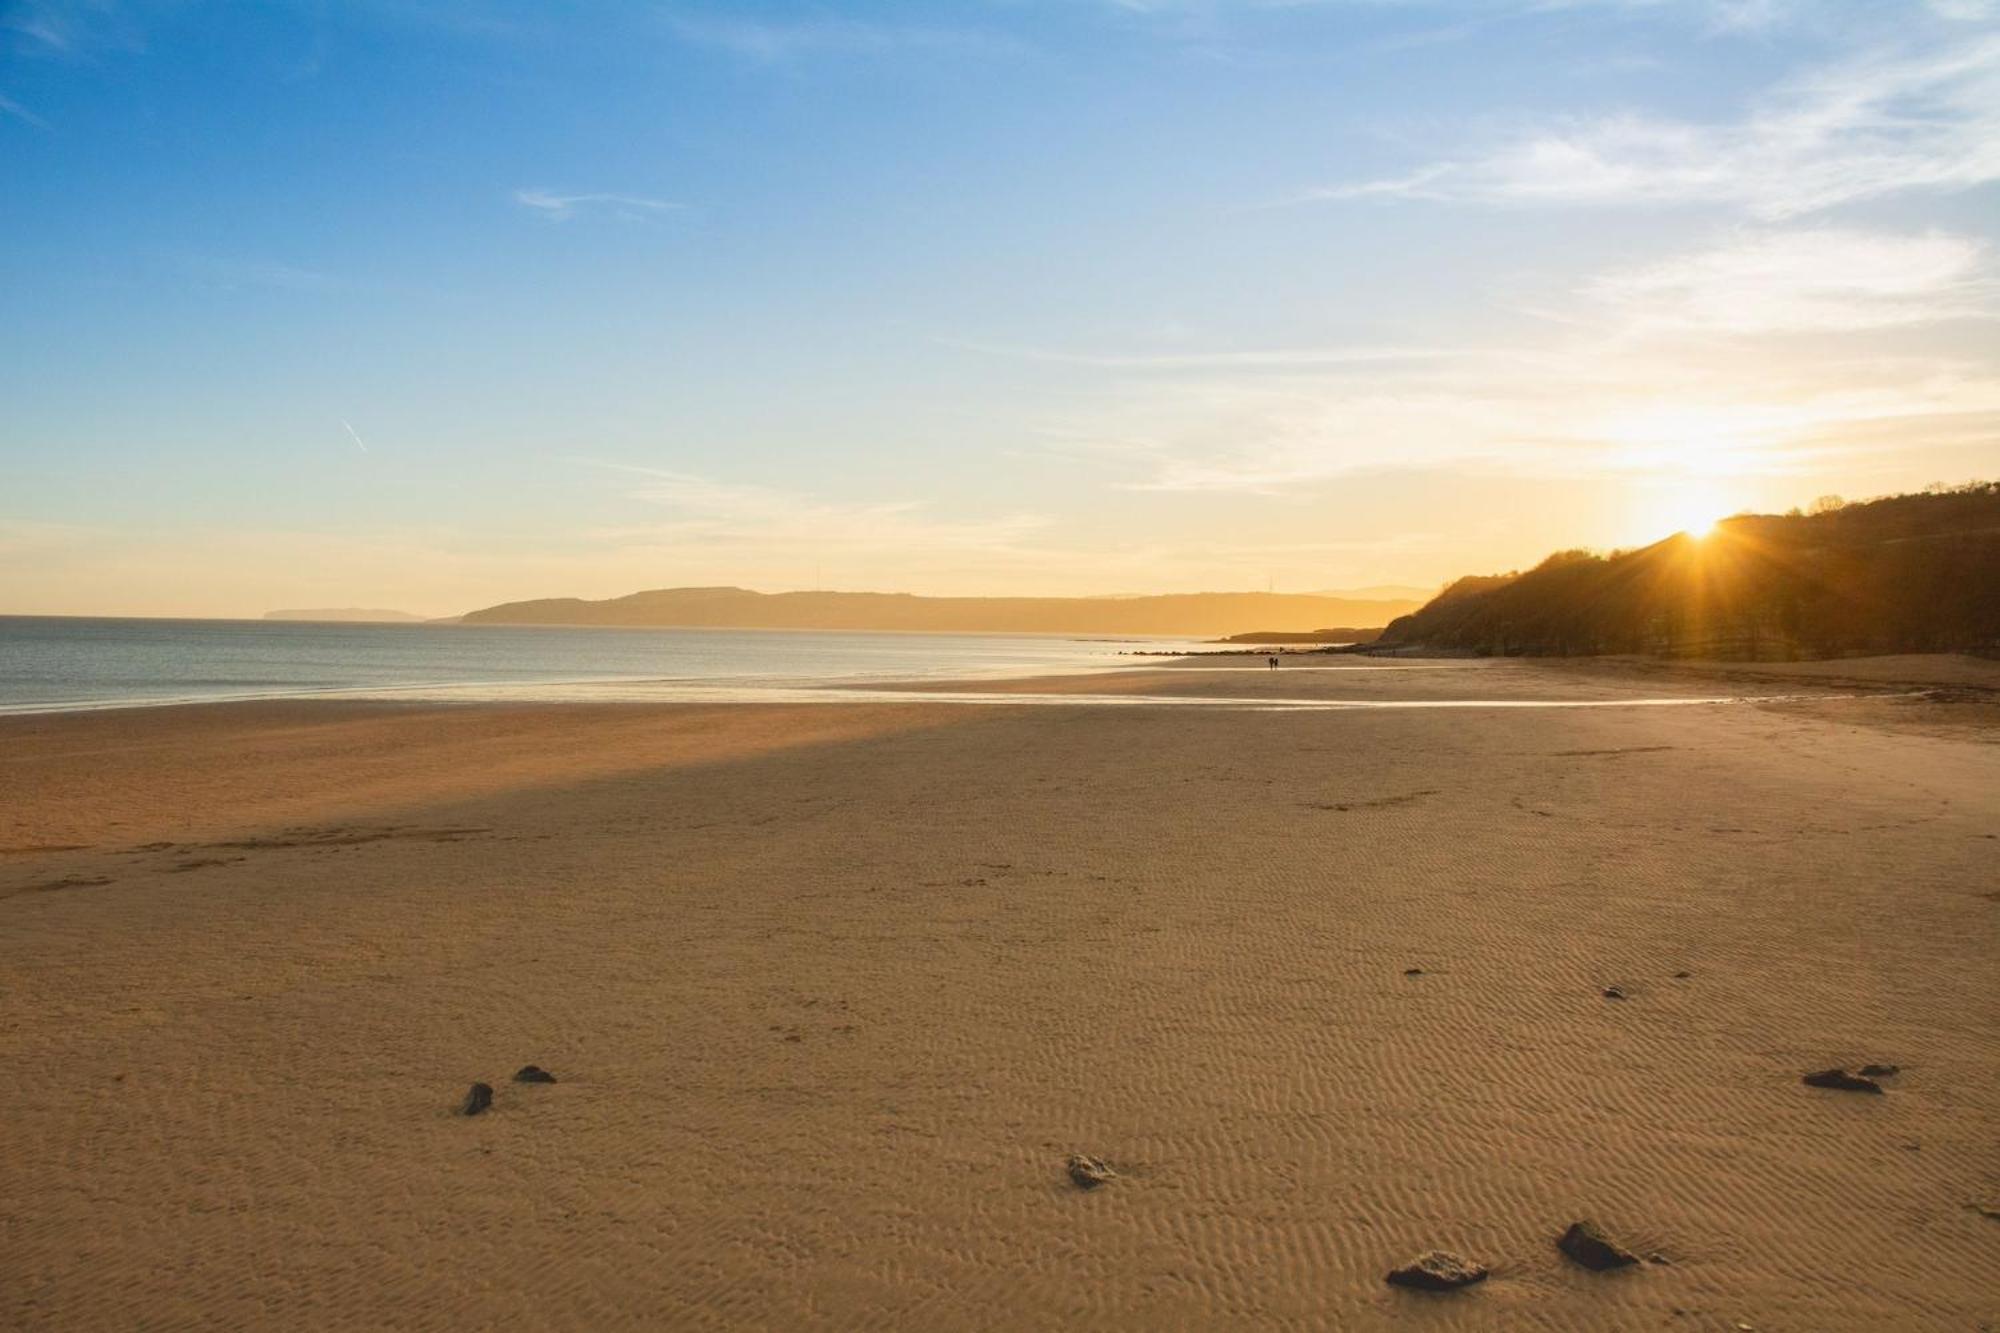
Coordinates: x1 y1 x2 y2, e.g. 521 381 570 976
3 657 1997 1329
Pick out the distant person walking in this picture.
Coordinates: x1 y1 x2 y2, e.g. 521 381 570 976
1268 655 1279 669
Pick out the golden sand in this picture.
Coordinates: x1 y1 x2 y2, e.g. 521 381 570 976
4 657 1996 1329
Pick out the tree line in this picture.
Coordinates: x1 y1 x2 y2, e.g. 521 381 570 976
1376 483 2000 659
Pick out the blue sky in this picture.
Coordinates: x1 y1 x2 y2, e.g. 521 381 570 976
3 0 1997 615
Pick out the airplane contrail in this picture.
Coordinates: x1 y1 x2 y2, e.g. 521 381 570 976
341 418 369 452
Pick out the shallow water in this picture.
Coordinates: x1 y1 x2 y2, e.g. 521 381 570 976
0 616 1206 715
345 679 1813 710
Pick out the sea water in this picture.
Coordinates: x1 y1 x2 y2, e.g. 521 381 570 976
0 617 1199 714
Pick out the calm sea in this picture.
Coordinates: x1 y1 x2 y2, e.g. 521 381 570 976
0 617 1200 715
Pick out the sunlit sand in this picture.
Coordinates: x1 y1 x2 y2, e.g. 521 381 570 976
5 655 1995 1329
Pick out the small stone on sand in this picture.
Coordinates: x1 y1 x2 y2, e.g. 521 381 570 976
460 1082 494 1116
1603 986 1627 1000
1557 1220 1640 1271
513 1065 557 1084
1672 970 1692 979
1403 967 1424 976
1065 1154 1116 1189
1802 1068 1883 1094
1385 1250 1488 1291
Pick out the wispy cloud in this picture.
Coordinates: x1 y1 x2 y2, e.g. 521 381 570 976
1032 337 2000 496
0 509 1466 613
574 462 1456 594
1312 33 2000 218
945 338 1471 371
1102 0 1842 36
1584 227 1998 333
183 255 342 292
0 91 49 128
513 188 682 221
662 13 1018 62
3 0 151 58
1554 0 1801 32
3 5 74 54
592 465 1051 557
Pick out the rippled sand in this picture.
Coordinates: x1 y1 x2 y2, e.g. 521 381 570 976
3 657 1996 1329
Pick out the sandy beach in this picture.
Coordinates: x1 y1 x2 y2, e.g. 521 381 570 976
3 656 1996 1330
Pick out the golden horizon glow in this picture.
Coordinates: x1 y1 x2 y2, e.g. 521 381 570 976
1641 483 1738 543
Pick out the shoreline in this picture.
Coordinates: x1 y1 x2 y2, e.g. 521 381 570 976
6 649 1993 720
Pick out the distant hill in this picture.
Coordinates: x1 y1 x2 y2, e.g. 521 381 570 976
1375 483 2000 658
1308 585 1435 602
460 587 1422 637
264 608 426 623
1216 627 1384 645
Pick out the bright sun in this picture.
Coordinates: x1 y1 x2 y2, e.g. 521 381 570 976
1645 487 1736 541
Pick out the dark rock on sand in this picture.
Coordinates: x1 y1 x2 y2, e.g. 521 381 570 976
1602 986 1627 1000
1802 1068 1884 1093
1857 1063 1900 1078
1672 971 1692 979
1557 1220 1641 1271
461 1082 494 1116
1386 1250 1488 1291
513 1065 557 1084
1066 1154 1116 1189
1403 967 1425 976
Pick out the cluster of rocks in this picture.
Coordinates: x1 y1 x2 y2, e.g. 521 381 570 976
1383 1220 1655 1294
459 1065 559 1116
1061 1156 1660 1295
1802 1063 1899 1095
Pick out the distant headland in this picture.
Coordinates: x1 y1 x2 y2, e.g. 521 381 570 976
458 587 1423 638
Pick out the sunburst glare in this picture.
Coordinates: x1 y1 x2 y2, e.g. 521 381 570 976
1642 485 1739 541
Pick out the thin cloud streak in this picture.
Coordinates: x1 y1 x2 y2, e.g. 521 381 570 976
1312 33 2000 218
1583 228 1999 334
945 338 1479 371
662 13 1020 62
587 463 1052 555
183 255 342 292
1033 334 2000 495
513 189 683 221
0 91 49 128
574 462 1464 596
